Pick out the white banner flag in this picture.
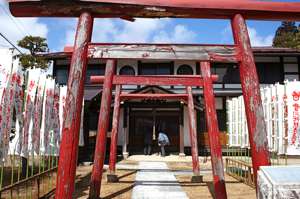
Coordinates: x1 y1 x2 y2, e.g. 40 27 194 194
41 78 55 155
0 49 14 161
59 86 67 139
51 84 60 155
275 84 285 155
286 80 300 155
22 69 40 158
32 74 46 154
9 62 24 156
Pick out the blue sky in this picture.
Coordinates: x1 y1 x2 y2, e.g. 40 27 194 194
0 0 299 52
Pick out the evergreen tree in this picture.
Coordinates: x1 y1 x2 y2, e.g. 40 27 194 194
17 36 49 69
273 21 299 49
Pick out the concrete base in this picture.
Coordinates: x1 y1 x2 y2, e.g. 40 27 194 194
123 152 129 159
191 175 203 183
107 174 119 183
179 153 186 157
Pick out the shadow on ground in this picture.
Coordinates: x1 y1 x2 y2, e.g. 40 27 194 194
73 169 137 199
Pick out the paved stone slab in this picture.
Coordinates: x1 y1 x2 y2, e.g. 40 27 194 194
104 164 139 170
131 161 189 199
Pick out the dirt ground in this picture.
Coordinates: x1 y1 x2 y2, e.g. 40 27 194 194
168 161 212 171
73 165 137 199
70 159 256 199
176 174 255 199
167 161 256 199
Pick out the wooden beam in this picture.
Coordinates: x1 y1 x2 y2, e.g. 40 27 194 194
8 0 300 20
88 44 238 62
90 75 218 86
120 93 188 101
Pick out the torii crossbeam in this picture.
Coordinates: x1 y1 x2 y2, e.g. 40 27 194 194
8 0 300 198
8 0 300 20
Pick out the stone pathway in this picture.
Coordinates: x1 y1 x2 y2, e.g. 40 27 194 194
131 161 189 199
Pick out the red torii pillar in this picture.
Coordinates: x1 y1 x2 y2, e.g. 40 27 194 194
201 61 227 199
108 85 122 182
55 12 93 199
90 60 117 198
231 14 270 186
186 86 201 181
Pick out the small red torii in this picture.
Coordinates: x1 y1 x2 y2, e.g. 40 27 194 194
8 0 300 199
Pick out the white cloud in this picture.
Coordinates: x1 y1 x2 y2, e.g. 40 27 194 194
116 18 168 43
248 27 273 47
62 18 197 50
0 1 48 51
153 24 196 43
221 25 273 47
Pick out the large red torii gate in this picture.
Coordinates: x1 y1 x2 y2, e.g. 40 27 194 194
8 0 300 199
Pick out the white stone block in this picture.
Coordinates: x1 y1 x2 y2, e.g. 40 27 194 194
258 166 300 199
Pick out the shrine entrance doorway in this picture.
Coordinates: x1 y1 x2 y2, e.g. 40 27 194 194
129 108 180 154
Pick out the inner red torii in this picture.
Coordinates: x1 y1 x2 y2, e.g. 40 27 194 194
89 61 224 198
8 0 300 199
90 73 219 182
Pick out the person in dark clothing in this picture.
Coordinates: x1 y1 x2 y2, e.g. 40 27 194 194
158 131 170 157
144 125 152 155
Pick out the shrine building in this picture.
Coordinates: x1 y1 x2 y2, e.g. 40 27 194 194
45 46 300 161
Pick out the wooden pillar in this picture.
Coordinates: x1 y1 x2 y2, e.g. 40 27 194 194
55 12 93 199
231 14 270 186
122 128 129 159
122 107 129 159
186 86 200 176
152 108 157 140
108 85 122 181
201 61 227 199
89 60 116 198
179 105 185 157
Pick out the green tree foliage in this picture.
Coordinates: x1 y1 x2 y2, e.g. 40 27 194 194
273 21 300 49
17 36 49 69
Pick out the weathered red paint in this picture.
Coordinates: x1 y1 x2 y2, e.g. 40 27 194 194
120 93 188 101
8 0 300 20
186 86 200 176
90 75 218 86
55 12 93 199
201 61 227 199
231 14 270 187
90 60 116 198
109 85 122 174
88 43 238 62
